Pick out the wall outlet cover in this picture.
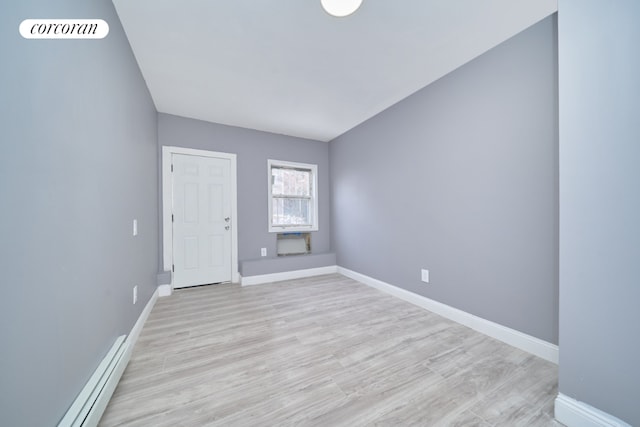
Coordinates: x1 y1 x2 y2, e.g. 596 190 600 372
421 269 429 283
261 248 267 257
133 219 138 236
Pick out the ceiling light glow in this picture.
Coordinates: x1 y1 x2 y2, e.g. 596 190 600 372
321 0 363 17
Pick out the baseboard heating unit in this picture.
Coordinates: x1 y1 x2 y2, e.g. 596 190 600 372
57 335 128 427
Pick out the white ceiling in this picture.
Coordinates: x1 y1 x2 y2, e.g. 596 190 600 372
113 0 557 142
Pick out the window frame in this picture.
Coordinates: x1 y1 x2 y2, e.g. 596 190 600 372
267 159 319 233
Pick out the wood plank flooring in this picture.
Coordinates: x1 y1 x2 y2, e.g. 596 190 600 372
100 274 560 426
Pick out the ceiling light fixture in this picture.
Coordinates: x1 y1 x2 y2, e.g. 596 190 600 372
321 0 363 17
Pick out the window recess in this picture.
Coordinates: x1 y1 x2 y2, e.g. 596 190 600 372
268 159 318 232
276 232 311 256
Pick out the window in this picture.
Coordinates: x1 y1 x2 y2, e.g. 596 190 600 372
268 159 318 232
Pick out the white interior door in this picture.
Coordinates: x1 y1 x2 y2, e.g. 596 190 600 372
172 153 232 288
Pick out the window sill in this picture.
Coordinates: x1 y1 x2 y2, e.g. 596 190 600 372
268 226 318 233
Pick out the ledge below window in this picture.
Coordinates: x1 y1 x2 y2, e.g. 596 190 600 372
239 252 336 278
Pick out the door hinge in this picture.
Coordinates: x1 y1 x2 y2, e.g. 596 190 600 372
171 164 174 172
171 214 174 222
172 264 175 272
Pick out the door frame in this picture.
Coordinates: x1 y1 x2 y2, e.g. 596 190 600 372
161 146 239 289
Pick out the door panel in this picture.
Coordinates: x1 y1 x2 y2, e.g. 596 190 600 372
184 183 199 223
209 235 225 267
173 154 232 288
183 236 199 270
208 184 224 222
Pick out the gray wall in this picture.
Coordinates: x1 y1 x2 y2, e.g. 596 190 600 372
558 0 640 424
0 1 158 426
330 16 559 343
158 114 331 267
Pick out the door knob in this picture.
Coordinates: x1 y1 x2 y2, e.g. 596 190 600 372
224 217 230 222
225 225 230 230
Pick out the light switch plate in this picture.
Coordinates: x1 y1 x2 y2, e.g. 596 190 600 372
133 219 138 236
261 248 267 257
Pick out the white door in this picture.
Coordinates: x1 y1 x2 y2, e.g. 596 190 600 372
172 153 232 288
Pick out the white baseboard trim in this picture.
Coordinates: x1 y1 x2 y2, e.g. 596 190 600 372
555 393 631 427
58 288 159 427
337 266 559 364
125 288 159 351
158 284 172 297
232 271 240 284
241 265 338 286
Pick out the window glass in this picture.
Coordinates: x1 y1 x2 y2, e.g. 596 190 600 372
268 160 318 232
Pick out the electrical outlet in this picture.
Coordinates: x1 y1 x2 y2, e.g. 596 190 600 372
421 269 430 283
133 285 138 304
261 248 267 257
133 219 138 236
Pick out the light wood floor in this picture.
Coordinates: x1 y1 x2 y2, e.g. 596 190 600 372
100 274 560 426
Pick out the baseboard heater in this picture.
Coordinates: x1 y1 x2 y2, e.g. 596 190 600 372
58 335 129 427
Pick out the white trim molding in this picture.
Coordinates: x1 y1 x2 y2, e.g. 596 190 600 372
127 288 159 349
555 393 631 427
241 265 338 286
161 146 240 289
158 284 172 297
58 288 159 427
337 266 559 364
